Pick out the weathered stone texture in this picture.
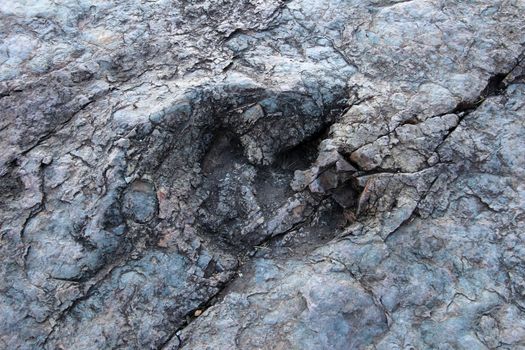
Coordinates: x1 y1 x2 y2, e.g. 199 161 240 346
1 0 524 349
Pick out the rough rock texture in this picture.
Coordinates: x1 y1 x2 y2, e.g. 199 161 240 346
1 0 524 349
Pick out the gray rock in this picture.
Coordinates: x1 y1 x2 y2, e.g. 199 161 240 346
122 180 158 223
1 0 524 349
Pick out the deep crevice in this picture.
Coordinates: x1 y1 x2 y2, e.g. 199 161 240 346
154 95 357 349
273 120 332 171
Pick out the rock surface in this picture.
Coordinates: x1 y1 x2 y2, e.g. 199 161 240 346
1 0 524 349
